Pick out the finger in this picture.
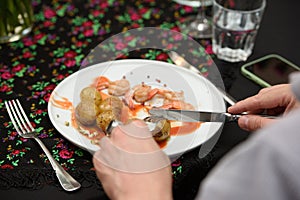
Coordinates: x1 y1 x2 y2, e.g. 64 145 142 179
111 120 160 153
93 149 113 180
238 115 275 132
228 94 276 114
228 84 291 114
113 119 153 140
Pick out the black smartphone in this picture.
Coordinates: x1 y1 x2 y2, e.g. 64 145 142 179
241 54 300 87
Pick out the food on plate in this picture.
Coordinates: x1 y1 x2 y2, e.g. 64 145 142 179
80 87 102 105
74 76 200 147
75 87 102 126
75 101 99 126
96 97 123 131
98 96 123 114
150 119 171 142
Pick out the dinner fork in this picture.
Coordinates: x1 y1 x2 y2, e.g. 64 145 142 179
5 99 81 192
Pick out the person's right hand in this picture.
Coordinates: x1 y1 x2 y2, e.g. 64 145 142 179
228 84 300 131
92 120 172 200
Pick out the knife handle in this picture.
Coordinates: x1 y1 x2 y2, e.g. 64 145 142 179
225 113 278 122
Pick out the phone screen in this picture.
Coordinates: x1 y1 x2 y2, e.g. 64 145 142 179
244 57 299 85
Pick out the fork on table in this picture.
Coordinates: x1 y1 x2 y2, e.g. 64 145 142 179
5 99 81 192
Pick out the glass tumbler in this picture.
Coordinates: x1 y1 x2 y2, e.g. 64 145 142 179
212 0 266 62
0 0 34 44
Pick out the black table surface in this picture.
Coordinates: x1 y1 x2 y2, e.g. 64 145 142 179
0 0 299 199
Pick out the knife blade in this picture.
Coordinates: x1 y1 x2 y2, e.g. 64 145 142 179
167 51 237 106
149 109 241 123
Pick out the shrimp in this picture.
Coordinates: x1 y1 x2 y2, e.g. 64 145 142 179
160 90 184 101
95 76 110 91
108 79 130 96
95 76 130 96
132 84 160 103
160 99 195 110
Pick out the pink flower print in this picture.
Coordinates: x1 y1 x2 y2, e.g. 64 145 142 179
166 43 174 49
12 63 25 72
56 143 64 148
34 33 45 40
0 84 11 92
44 7 56 19
10 131 18 137
92 10 101 17
171 26 180 32
35 109 43 115
83 29 94 37
229 0 235 8
20 138 28 142
76 41 84 47
82 21 93 27
1 164 14 169
44 84 55 91
125 35 135 42
30 121 36 128
64 50 77 58
56 74 65 80
130 13 141 21
64 59 76 67
205 45 213 54
207 59 213 66
1 72 13 79
131 23 140 28
156 52 168 61
23 51 33 59
43 20 54 27
115 42 127 50
139 7 148 15
183 6 194 13
100 2 108 9
173 33 183 41
43 93 51 102
12 150 20 155
22 37 34 46
59 149 74 159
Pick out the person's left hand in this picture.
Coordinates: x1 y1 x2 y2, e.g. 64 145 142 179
93 120 173 200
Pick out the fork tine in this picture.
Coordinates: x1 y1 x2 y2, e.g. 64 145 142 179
5 99 33 134
5 101 22 133
15 99 35 131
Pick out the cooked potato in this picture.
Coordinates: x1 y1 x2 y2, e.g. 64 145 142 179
98 96 123 114
96 110 116 131
75 101 100 126
80 87 102 105
151 119 171 142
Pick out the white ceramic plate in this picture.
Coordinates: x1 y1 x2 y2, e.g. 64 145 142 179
48 59 225 158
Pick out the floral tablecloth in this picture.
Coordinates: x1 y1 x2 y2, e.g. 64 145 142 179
0 0 225 199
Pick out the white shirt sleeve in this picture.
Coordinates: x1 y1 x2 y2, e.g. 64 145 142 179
196 109 300 200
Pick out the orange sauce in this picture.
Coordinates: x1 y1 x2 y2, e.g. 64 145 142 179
170 122 202 136
157 140 168 149
50 95 73 110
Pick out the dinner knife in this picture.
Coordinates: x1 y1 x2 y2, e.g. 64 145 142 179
149 109 277 123
149 109 240 122
167 51 237 106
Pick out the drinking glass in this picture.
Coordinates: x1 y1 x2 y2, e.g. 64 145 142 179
176 0 213 38
0 0 34 44
212 0 266 62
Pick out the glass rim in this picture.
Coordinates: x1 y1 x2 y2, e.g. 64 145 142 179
213 0 266 13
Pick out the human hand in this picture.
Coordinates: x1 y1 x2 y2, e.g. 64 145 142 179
92 120 173 200
228 84 300 131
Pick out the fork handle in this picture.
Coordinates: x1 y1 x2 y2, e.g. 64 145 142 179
34 137 81 191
